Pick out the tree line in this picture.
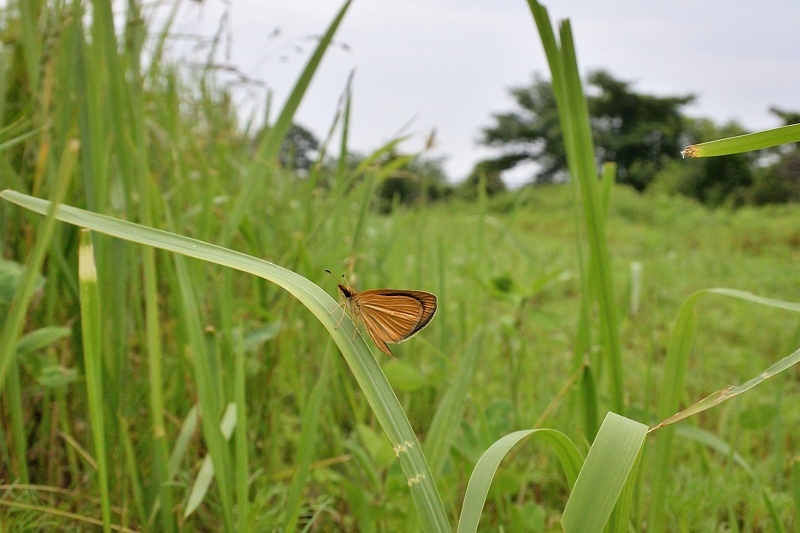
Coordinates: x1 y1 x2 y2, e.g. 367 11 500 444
282 70 800 210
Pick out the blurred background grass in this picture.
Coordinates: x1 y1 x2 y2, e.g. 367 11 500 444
1 1 800 530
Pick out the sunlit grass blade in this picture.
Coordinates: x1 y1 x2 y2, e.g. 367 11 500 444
0 190 450 530
561 413 647 533
78 230 111 532
457 429 583 532
682 123 800 158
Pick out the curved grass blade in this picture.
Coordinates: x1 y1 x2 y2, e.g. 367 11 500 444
649 287 800 531
0 189 450 531
651 345 800 431
457 429 583 532
561 413 647 533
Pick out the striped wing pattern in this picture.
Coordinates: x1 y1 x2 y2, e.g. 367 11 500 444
348 289 438 356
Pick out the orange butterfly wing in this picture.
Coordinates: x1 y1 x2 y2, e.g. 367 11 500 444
352 290 438 356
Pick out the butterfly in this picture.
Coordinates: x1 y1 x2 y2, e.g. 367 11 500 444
326 270 437 357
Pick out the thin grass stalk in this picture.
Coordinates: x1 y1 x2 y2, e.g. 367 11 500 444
3 357 26 483
0 140 76 393
558 24 624 414
119 415 147 526
2 134 75 484
221 0 353 245
78 230 111 532
648 295 697 532
527 1 624 413
96 2 176 527
172 252 235 530
233 328 249 530
282 353 331 531
525 2 596 435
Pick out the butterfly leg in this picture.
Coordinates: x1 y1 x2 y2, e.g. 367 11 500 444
329 302 347 328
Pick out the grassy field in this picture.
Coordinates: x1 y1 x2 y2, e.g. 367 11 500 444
2 1 800 531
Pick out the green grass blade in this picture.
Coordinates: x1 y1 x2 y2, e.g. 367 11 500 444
561 413 647 533
649 287 800 530
527 1 624 414
184 404 237 519
558 24 625 414
0 142 76 402
282 353 330 531
457 429 583 532
682 123 800 158
222 0 353 243
172 252 234 529
1 190 450 530
648 292 697 532
424 330 483 478
78 230 111 532
652 345 800 431
119 415 147 526
233 329 249 531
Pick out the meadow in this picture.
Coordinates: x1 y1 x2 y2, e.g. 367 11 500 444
2 1 800 531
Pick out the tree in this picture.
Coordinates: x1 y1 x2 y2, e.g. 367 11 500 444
278 123 320 175
588 71 695 191
376 154 453 213
459 159 508 199
748 107 800 204
478 74 566 184
477 70 695 191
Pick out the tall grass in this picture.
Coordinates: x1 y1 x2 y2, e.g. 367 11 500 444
2 1 800 531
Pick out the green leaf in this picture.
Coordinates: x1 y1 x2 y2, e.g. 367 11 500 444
682 123 800 158
561 413 647 533
16 327 71 357
457 429 583 532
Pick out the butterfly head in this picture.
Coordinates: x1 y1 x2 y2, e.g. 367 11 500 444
337 283 355 299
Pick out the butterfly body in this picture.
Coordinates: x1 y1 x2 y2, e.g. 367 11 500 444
333 280 437 357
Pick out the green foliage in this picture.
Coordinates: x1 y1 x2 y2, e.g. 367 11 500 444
277 123 320 175
459 160 508 199
3 0 800 531
477 69 694 190
750 152 800 204
478 70 800 209
375 155 454 213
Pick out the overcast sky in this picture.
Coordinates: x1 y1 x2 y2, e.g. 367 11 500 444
168 0 800 183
